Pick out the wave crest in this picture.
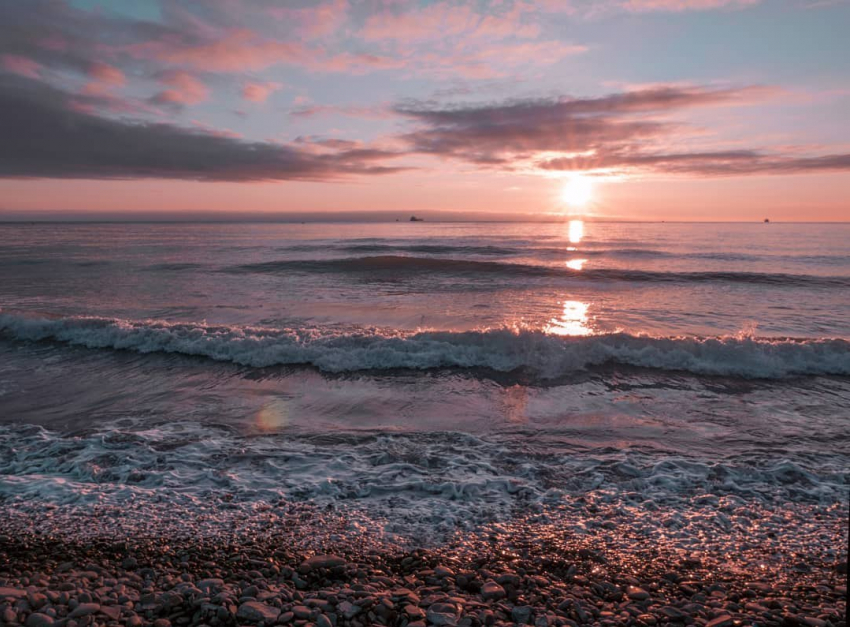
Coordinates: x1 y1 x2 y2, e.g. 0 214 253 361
1 312 848 379
229 255 850 288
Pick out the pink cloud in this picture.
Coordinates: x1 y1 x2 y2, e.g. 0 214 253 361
131 28 399 75
1 54 41 79
151 29 307 72
317 52 406 74
152 71 209 105
81 62 127 96
88 62 126 86
267 0 348 38
242 81 282 103
413 40 587 79
361 2 540 42
623 0 759 10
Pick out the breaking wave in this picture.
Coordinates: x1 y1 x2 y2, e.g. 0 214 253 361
1 311 848 380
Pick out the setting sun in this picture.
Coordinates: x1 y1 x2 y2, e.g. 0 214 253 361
561 174 594 209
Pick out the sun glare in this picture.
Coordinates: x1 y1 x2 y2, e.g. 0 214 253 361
561 174 594 209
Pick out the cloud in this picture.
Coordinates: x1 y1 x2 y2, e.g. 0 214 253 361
357 2 585 78
265 0 349 38
0 0 176 75
395 86 762 161
88 62 126 86
0 74 407 182
411 40 587 79
151 70 209 106
147 29 307 72
535 0 760 14
395 85 850 176
1 54 41 79
360 2 540 42
622 0 759 11
242 80 282 103
289 103 391 119
81 62 127 96
537 149 850 176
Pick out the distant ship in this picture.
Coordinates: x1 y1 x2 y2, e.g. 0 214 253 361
764 218 770 223
410 215 424 222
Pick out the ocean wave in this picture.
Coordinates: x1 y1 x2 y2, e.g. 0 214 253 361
275 245 850 264
1 311 848 379
229 255 850 288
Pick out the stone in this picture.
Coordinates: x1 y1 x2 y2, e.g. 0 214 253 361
100 605 122 621
496 574 520 587
28 592 48 609
237 601 281 623
434 566 455 578
512 605 533 624
338 601 360 619
427 602 460 626
405 605 426 620
706 615 734 627
659 606 686 620
292 605 311 620
0 587 27 599
197 578 225 593
316 614 333 627
27 613 55 627
69 603 101 618
299 555 346 572
627 587 650 601
481 582 506 601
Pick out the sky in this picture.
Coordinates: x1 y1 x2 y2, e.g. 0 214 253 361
1 0 849 221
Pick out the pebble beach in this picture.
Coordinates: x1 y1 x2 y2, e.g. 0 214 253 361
1 490 846 627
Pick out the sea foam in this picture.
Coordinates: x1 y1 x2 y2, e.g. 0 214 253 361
1 311 848 379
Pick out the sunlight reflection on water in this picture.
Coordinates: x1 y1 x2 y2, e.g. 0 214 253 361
566 258 587 270
568 219 584 244
546 300 593 336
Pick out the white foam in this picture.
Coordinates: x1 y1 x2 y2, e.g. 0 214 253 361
1 311 848 379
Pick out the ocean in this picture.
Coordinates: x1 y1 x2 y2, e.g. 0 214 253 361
0 220 847 550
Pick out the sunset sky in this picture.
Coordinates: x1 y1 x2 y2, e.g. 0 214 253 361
1 0 849 221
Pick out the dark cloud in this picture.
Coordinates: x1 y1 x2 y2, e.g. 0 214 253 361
0 0 176 75
0 75 406 181
397 86 770 125
396 87 850 176
538 148 850 176
393 87 755 163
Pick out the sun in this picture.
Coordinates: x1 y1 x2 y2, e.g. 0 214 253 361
561 174 594 208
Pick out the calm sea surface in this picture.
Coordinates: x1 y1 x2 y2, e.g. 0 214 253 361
1 221 848 540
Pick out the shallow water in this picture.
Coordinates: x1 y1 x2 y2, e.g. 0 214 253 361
0 221 848 542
